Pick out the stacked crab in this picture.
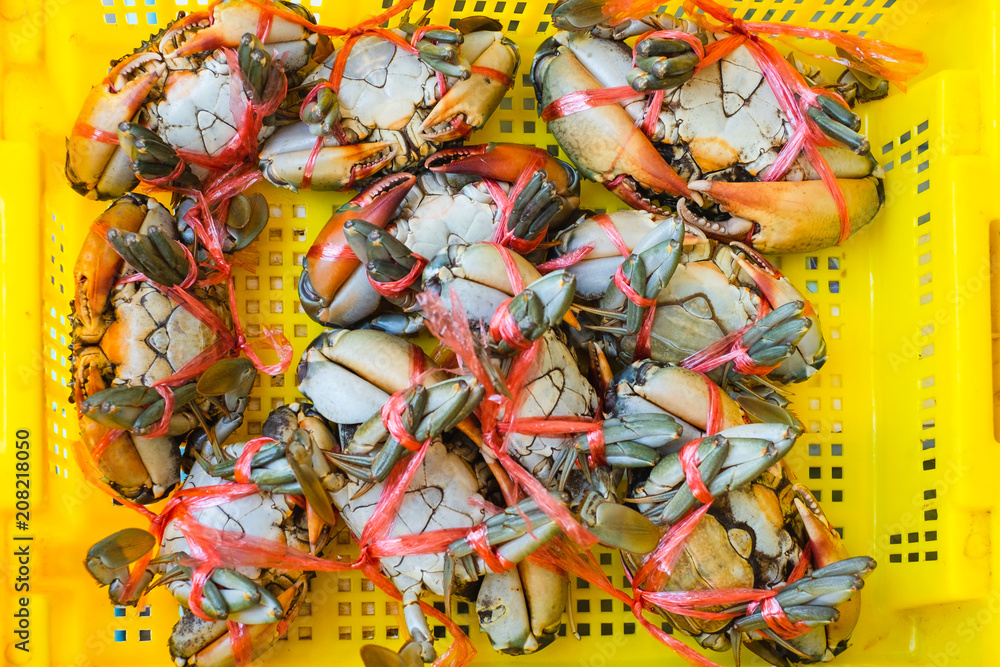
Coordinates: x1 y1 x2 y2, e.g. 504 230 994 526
67 0 928 666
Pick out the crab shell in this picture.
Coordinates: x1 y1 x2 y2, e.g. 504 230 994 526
627 463 862 663
71 194 233 502
631 461 806 647
561 215 826 384
296 328 451 425
332 438 486 662
504 331 600 479
260 27 519 190
533 29 885 253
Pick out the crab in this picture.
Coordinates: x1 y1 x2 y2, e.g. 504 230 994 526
85 434 320 667
533 3 887 253
557 215 826 385
297 143 580 329
258 18 520 191
66 0 325 199
70 193 259 503
624 425 875 664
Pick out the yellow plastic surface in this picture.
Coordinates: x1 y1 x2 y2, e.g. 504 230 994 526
2 0 999 665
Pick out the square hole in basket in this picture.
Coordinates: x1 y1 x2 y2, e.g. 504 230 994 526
339 627 351 640
457 602 469 615
338 578 351 592
362 602 375 616
386 601 399 615
298 627 313 640
809 444 821 456
295 324 308 338
270 276 283 290
601 599 613 613
270 375 284 388
577 600 590 613
363 627 377 640
387 626 399 639
361 579 375 592
114 630 126 642
299 604 312 618
433 626 446 639
246 276 259 290
139 629 151 642
339 602 351 616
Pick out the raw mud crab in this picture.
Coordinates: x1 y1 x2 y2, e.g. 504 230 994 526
297 143 579 329
84 434 322 667
555 213 826 385
67 0 326 199
534 1 893 253
70 193 263 502
625 426 874 664
259 17 520 191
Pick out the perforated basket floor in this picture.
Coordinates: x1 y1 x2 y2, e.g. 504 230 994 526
2 0 1000 665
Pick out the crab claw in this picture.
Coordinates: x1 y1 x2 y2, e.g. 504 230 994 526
66 53 164 200
687 177 884 254
551 0 619 31
533 35 693 207
169 0 314 58
259 122 396 191
73 194 161 343
418 31 519 142
426 142 579 199
794 484 866 657
299 173 416 327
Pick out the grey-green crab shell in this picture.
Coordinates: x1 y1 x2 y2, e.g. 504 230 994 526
389 171 504 259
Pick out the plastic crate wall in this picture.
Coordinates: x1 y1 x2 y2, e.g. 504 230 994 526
2 0 1000 665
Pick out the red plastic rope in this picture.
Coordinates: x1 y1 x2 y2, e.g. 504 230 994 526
612 262 657 360
488 298 533 351
380 392 426 452
306 242 358 262
678 438 713 504
235 437 276 484
534 242 595 273
466 522 517 574
470 66 513 87
72 120 120 144
368 253 427 298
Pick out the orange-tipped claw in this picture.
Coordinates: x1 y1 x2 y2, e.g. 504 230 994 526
305 173 416 299
426 143 578 196
67 54 163 197
688 177 883 254
260 140 396 191
168 1 310 57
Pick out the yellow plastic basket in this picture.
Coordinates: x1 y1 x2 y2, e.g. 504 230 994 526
2 0 998 665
